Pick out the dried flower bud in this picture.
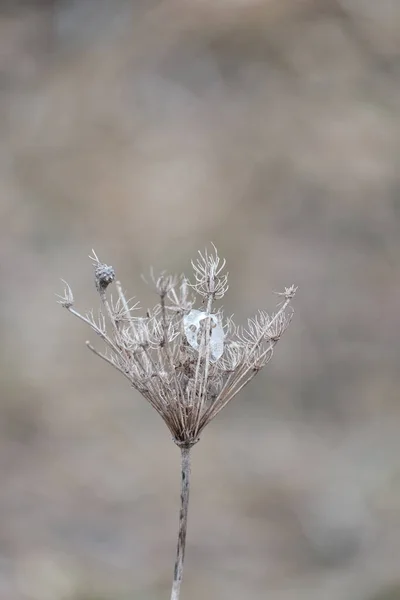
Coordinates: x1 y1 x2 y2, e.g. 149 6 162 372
94 263 115 291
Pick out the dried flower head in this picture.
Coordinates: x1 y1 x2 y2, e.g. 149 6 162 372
58 247 296 447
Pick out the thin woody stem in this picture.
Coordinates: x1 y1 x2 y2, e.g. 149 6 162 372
170 446 191 600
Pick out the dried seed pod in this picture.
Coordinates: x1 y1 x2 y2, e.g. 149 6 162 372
94 263 115 291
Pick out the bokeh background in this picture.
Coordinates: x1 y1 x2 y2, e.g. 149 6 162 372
1 1 400 599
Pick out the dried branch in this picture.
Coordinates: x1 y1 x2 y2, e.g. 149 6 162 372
57 245 296 600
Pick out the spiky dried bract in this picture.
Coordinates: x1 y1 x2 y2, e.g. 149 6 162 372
58 247 296 447
56 280 74 308
191 244 228 300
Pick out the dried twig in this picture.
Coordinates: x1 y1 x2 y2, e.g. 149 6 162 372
57 246 296 600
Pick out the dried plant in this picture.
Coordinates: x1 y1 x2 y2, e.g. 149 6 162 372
57 246 296 600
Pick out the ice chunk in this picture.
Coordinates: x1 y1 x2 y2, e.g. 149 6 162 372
183 310 224 362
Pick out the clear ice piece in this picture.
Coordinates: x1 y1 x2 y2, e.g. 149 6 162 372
183 309 224 362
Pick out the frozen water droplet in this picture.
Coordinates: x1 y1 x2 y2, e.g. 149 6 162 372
183 310 224 362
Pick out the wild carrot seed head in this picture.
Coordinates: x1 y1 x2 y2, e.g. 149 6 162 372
57 246 296 447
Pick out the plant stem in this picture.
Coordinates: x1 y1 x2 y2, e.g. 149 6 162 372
170 445 191 600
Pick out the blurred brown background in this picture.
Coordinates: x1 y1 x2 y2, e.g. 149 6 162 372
1 1 400 599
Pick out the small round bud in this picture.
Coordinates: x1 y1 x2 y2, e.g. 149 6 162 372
95 263 115 291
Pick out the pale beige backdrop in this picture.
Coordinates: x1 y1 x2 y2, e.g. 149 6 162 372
1 1 400 599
